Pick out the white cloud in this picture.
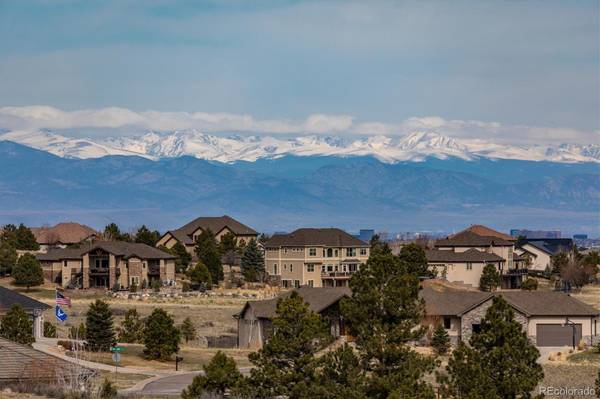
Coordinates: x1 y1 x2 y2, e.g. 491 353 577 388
0 105 596 145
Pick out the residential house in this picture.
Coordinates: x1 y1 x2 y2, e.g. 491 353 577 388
156 215 258 255
36 241 176 289
31 222 100 252
236 286 350 349
421 282 599 347
0 337 94 383
516 238 575 272
264 228 370 288
0 286 50 340
430 225 526 289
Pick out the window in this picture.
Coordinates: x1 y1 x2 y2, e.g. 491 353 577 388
289 264 293 272
273 264 278 275
342 264 347 272
294 280 300 288
348 263 358 272
283 264 287 271
360 248 367 256
466 262 473 270
306 264 314 272
346 248 356 257
472 324 481 334
326 248 333 257
283 248 288 253
334 249 339 257
309 248 317 256
131 276 140 286
327 264 334 272
307 280 314 287
443 317 451 329
63 260 67 267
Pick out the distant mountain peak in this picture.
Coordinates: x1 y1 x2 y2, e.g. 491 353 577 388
0 129 598 164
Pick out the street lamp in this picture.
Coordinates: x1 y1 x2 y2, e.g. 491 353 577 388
563 318 577 349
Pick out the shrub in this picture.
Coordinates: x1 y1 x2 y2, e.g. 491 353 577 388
521 278 538 291
43 321 57 338
479 264 501 292
129 282 138 293
431 323 451 356
99 378 117 399
151 279 161 293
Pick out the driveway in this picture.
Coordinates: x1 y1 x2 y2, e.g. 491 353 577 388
139 372 202 396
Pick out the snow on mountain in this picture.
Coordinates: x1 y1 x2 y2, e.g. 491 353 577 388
0 129 598 164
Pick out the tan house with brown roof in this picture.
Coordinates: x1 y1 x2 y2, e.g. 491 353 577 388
31 222 100 252
421 283 599 347
264 228 369 288
156 215 258 255
429 226 527 289
37 241 175 289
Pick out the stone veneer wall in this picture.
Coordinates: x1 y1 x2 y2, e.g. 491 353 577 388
460 299 528 344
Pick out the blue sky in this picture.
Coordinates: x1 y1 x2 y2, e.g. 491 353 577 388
0 0 598 142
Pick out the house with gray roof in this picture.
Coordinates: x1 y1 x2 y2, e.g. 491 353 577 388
516 238 575 272
156 215 258 257
36 241 175 289
236 286 350 348
264 228 370 288
0 286 51 340
421 282 599 347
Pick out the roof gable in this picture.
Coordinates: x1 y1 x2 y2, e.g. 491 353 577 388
175 215 258 239
426 248 504 263
0 286 51 312
435 231 513 247
265 228 367 247
31 223 99 245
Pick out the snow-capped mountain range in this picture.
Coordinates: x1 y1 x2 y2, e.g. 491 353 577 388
0 129 598 163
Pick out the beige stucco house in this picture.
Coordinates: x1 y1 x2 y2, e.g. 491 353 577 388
422 283 599 347
31 222 100 252
515 238 575 272
264 228 370 288
430 226 527 289
37 241 176 289
156 215 258 255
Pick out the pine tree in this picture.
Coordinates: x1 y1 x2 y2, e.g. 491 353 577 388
12 253 44 290
309 344 367 399
0 304 34 345
479 263 500 292
187 261 212 289
551 252 569 275
85 299 115 351
182 351 243 399
143 308 180 360
194 229 223 283
241 239 265 282
43 321 57 338
441 342 497 399
117 308 144 343
431 324 450 356
369 234 392 256
398 243 431 277
219 232 238 253
247 292 331 398
15 224 39 250
171 241 192 273
180 317 197 344
134 225 161 246
0 241 17 277
341 252 435 398
444 296 543 398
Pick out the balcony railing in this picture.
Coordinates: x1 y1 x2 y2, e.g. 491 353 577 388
501 268 528 276
321 271 355 278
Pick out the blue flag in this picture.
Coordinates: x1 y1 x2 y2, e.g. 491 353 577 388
55 305 68 322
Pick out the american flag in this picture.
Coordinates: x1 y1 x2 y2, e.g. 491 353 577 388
56 290 71 307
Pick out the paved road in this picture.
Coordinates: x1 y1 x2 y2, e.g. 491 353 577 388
139 372 202 396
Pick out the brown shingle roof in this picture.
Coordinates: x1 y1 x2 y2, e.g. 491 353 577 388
173 215 257 243
31 223 100 245
455 225 515 242
36 241 175 261
240 286 351 319
495 291 600 317
0 286 51 313
435 231 513 247
265 228 367 248
425 248 504 263
0 337 94 382
420 285 491 317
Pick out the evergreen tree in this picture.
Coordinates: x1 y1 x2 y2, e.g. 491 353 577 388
43 321 57 338
479 263 500 292
431 324 450 356
398 243 431 277
0 241 17 276
187 261 212 289
69 323 86 340
0 224 18 247
182 351 243 399
444 296 543 398
15 224 39 250
247 292 330 398
85 300 115 351
180 317 197 344
219 232 238 253
143 308 180 360
241 239 265 282
134 225 161 246
117 308 144 343
521 277 538 291
170 242 192 273
308 344 368 399
194 229 223 283
369 234 392 256
12 253 44 290
103 223 132 242
258 233 270 246
0 304 34 345
341 252 435 398
551 252 569 275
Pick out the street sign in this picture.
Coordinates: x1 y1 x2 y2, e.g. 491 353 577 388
112 353 121 363
110 346 124 352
